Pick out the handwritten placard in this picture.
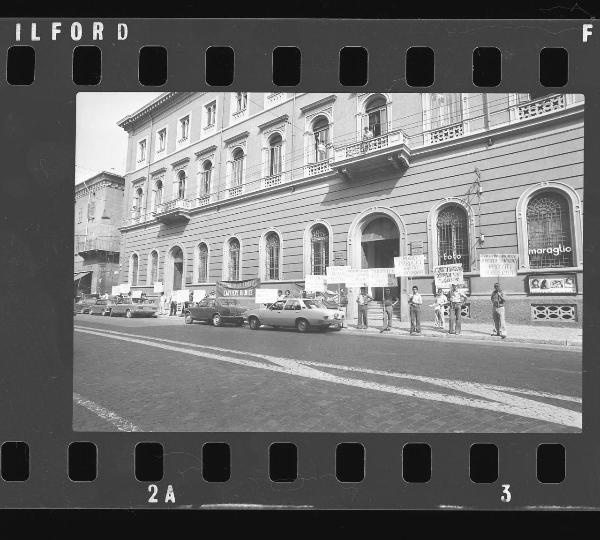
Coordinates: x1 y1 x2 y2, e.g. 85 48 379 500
255 288 279 304
394 255 425 277
479 254 519 278
153 281 164 293
433 264 464 289
326 265 351 284
305 274 328 292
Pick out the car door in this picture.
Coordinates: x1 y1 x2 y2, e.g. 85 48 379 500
263 300 285 325
218 299 231 319
281 299 301 326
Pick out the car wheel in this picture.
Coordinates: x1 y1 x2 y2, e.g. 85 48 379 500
248 316 260 330
125 309 132 319
184 314 193 324
296 319 310 333
212 313 222 327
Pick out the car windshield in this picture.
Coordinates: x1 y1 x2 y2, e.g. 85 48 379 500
304 300 325 309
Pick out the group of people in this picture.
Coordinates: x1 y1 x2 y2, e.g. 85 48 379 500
155 290 217 316
355 282 507 338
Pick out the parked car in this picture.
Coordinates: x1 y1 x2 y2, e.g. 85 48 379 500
184 297 247 327
74 293 100 314
108 297 158 318
88 298 116 316
245 298 345 333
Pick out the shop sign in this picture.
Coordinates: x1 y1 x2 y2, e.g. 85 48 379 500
345 268 396 288
441 252 464 262
216 278 260 297
433 264 464 289
172 289 189 302
528 244 572 257
394 255 425 277
528 274 577 295
479 254 519 278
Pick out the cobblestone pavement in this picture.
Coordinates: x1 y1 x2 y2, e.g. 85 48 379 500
73 314 582 433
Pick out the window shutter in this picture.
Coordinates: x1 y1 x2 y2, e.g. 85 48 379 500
380 107 388 134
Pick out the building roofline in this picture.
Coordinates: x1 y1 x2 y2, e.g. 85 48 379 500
75 171 125 191
117 92 201 131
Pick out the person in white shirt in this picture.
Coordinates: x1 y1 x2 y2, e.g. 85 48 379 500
356 287 373 329
361 126 374 152
408 285 423 335
448 283 468 335
432 288 448 328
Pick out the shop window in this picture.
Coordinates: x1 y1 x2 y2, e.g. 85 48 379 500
311 225 329 276
526 192 573 269
437 204 470 271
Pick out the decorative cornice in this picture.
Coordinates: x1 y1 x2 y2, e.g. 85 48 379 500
132 176 146 185
117 92 201 131
258 115 289 132
151 167 167 176
195 145 217 158
75 172 125 193
224 131 250 146
300 95 337 114
171 157 191 169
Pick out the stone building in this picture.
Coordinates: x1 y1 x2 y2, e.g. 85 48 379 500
117 92 583 326
74 171 125 296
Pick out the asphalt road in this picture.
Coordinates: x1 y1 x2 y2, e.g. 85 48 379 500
73 315 582 433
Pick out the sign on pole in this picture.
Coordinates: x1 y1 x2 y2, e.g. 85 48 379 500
326 265 351 284
304 274 327 292
153 281 164 293
119 283 131 294
433 264 464 289
111 285 120 296
192 289 206 302
394 255 425 277
255 288 279 304
479 254 519 278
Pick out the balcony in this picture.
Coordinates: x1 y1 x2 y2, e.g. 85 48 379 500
513 93 566 122
227 185 243 198
424 122 465 145
76 237 120 257
154 198 192 224
195 194 213 208
330 128 411 179
304 160 334 178
265 92 286 108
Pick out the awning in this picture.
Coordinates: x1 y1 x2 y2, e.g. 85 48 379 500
74 271 92 282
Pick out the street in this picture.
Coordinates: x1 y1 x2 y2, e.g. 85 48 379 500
73 315 582 433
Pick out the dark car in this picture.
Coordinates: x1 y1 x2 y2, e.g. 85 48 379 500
109 297 158 318
88 298 116 316
184 297 247 327
74 294 100 314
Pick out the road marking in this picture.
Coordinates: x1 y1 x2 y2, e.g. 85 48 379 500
73 392 141 432
74 326 582 429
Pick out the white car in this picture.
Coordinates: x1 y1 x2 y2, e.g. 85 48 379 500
245 298 345 333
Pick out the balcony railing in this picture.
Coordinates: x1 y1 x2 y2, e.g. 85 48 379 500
334 128 408 161
265 92 286 107
425 122 465 145
156 198 192 214
263 173 282 189
76 237 120 253
232 107 248 122
305 160 333 177
514 93 566 121
195 194 213 207
228 185 243 198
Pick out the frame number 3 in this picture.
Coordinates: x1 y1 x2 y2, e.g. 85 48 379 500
500 484 511 503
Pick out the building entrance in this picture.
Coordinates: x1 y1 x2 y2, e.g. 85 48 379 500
170 246 184 291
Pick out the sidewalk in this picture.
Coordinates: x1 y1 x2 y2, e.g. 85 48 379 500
342 319 582 348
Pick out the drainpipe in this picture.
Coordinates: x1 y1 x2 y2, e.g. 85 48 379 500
290 92 295 183
145 112 154 221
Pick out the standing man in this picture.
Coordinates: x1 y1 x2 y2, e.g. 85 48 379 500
491 283 507 339
381 288 399 332
448 283 468 335
408 285 423 335
169 293 177 316
159 292 168 315
361 126 374 152
356 287 373 329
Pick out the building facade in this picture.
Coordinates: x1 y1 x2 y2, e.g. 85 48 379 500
117 92 584 326
74 171 125 296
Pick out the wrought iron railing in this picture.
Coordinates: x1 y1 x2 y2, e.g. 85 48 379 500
76 237 121 253
333 128 408 160
156 198 192 213
305 160 333 177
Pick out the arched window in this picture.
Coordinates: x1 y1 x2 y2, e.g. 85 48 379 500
227 238 240 281
196 243 209 283
526 192 574 269
176 170 186 200
268 134 283 176
130 253 139 286
264 232 281 280
311 225 329 275
430 93 463 129
437 204 469 271
149 250 159 284
232 148 244 187
365 95 388 137
133 187 143 217
153 180 163 212
312 117 330 163
200 161 212 196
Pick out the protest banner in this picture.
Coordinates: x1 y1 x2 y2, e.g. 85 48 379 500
326 265 351 284
119 283 131 294
433 264 464 289
131 290 142 299
172 289 189 302
255 288 279 304
394 255 425 277
153 281 164 293
111 285 120 296
192 289 206 302
305 274 328 292
479 254 519 278
216 278 259 298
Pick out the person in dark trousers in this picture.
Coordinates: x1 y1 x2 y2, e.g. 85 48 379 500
490 282 507 338
170 295 177 316
356 287 373 329
408 285 423 335
381 288 399 332
448 283 468 335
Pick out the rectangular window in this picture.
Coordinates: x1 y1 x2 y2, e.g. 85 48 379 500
137 139 147 163
87 201 96 220
269 145 282 176
205 102 216 127
232 158 244 186
236 92 247 112
77 207 82 223
179 116 190 142
430 93 462 130
157 128 166 153
201 170 211 195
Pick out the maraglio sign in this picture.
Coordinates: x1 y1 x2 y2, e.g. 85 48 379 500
528 244 572 256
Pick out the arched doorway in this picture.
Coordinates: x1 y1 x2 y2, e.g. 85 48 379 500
168 246 184 291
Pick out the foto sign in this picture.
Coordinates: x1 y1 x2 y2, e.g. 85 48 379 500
479 254 519 278
394 255 425 277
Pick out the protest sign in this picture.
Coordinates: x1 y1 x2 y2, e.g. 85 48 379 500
192 289 206 302
479 254 519 278
119 283 131 294
326 265 351 284
255 288 279 304
131 290 142 299
305 274 327 292
394 255 425 277
153 281 164 293
172 289 189 302
216 278 259 298
366 268 397 287
433 264 464 289
111 285 121 296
